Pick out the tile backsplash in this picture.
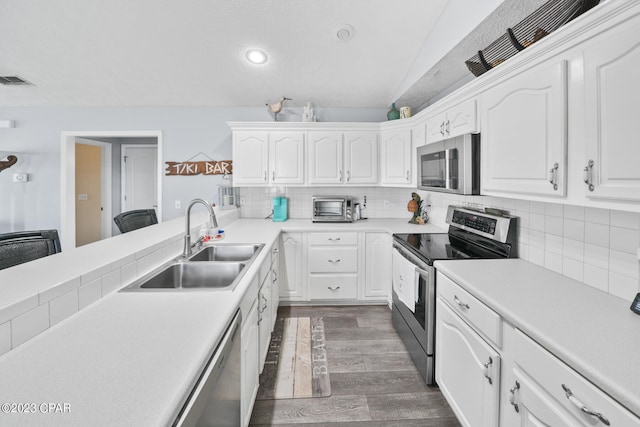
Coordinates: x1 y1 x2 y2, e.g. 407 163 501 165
240 186 640 300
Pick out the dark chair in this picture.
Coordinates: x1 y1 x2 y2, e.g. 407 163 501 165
0 230 62 271
114 209 158 233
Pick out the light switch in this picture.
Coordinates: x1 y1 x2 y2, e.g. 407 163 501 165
12 173 28 182
78 194 88 201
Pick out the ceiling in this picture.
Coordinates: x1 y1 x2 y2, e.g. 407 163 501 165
0 0 546 110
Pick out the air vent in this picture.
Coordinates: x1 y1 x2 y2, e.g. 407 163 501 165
0 76 33 86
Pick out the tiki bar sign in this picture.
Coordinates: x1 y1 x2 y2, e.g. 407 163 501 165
165 160 232 176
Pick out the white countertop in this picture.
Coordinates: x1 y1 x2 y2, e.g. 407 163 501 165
0 217 436 426
434 258 640 417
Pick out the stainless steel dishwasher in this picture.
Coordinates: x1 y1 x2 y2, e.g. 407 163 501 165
173 310 241 427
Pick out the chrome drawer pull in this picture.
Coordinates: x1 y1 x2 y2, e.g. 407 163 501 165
583 160 595 192
483 357 493 385
509 381 520 413
328 237 341 241
328 286 341 291
561 384 610 425
454 295 470 309
548 162 559 191
328 259 341 263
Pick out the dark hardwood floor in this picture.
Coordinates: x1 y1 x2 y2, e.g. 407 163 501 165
249 305 461 426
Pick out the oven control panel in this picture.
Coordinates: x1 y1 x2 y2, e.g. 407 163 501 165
451 210 497 235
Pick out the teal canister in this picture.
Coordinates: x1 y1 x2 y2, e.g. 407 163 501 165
272 197 288 222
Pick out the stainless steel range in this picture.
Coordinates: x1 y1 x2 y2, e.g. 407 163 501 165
392 205 518 385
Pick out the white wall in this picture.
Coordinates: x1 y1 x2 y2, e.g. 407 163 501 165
0 106 386 236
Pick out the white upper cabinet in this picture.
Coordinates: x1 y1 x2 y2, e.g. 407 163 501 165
480 61 567 197
380 127 412 186
232 131 269 186
308 131 343 184
344 131 378 184
269 131 305 185
583 14 640 201
426 99 477 144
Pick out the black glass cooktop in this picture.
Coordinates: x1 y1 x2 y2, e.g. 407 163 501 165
393 232 505 265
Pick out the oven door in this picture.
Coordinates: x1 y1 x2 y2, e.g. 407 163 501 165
391 244 435 358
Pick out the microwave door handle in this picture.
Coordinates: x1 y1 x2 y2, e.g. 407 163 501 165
444 149 451 190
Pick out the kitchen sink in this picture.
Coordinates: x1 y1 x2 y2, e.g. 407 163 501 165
122 261 246 291
189 244 264 262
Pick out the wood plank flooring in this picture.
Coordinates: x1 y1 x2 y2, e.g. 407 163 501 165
250 305 461 426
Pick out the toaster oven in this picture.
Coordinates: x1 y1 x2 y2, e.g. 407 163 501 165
312 196 356 222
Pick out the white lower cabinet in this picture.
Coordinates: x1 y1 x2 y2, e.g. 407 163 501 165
308 232 358 302
241 297 259 427
258 277 272 373
279 232 306 301
436 298 500 427
363 232 392 302
270 243 280 328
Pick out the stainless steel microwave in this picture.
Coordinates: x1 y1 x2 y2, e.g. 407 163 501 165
312 196 356 222
417 133 480 195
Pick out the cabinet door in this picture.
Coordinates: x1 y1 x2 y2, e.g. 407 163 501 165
380 128 412 185
279 232 306 301
363 233 392 301
481 61 567 197
270 245 280 328
269 131 305 185
436 298 500 427
241 300 259 427
233 131 269 186
344 131 378 184
426 114 446 143
258 278 272 373
583 16 640 201
308 131 343 184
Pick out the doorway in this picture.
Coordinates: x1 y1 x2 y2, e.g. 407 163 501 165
121 145 158 212
61 131 163 250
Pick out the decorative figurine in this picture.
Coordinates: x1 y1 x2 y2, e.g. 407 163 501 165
303 101 316 122
266 97 292 122
407 192 425 224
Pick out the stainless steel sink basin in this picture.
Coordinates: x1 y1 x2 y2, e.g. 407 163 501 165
122 262 245 291
189 244 264 262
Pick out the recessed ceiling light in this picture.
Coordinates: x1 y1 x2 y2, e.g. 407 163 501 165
334 24 355 42
246 49 268 64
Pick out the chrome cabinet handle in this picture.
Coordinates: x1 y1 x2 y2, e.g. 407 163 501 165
509 381 520 413
328 237 341 241
328 259 341 263
272 270 278 282
264 171 267 182
327 286 341 291
562 384 610 425
548 162 559 191
583 160 595 192
347 170 351 182
483 357 493 385
272 170 275 181
440 122 445 136
445 120 450 134
406 170 410 182
272 248 279 254
339 170 343 181
454 295 470 309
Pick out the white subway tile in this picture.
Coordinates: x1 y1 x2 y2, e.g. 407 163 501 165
530 201 546 215
608 272 639 300
79 278 102 310
610 210 640 231
517 243 529 261
545 203 564 218
0 295 38 325
584 222 609 247
518 227 530 245
50 289 79 326
609 249 639 279
610 227 639 254
562 218 584 241
563 257 584 282
530 213 545 232
81 264 112 285
563 205 585 221
11 304 49 348
39 276 81 305
101 269 123 295
545 216 563 236
529 247 545 266
517 211 530 229
585 207 610 225
544 252 563 273
516 199 531 212
563 238 584 262
584 244 609 269
583 264 609 292
529 230 545 249
120 261 138 286
0 321 11 355
545 234 563 255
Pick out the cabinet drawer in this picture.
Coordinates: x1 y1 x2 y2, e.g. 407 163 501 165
308 247 358 273
309 275 357 300
308 232 358 246
437 272 502 348
515 330 640 426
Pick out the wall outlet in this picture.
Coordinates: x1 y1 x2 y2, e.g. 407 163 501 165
240 197 246 206
383 200 390 207
77 193 88 201
175 200 181 209
13 173 28 182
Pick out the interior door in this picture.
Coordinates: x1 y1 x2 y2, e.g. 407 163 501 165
75 143 103 247
122 145 158 211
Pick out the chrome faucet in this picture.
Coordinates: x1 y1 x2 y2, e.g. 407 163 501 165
183 198 218 258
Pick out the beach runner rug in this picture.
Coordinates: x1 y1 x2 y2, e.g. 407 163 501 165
257 316 331 399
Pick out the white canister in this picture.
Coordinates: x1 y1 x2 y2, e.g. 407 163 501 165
400 106 412 119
